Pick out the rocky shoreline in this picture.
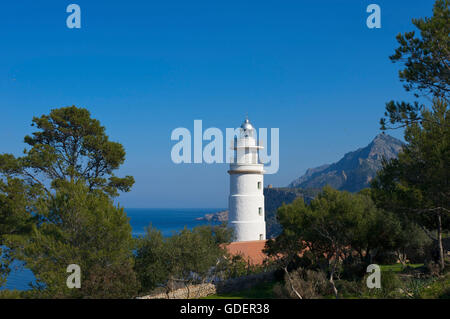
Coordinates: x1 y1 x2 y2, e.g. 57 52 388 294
195 210 228 222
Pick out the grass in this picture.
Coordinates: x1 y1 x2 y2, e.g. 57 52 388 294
202 281 276 299
379 263 423 273
417 273 450 299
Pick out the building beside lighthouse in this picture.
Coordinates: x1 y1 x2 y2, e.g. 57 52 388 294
228 118 266 242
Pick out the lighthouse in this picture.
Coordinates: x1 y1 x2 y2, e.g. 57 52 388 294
228 118 266 242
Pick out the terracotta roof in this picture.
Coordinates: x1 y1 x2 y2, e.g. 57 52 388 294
225 240 268 265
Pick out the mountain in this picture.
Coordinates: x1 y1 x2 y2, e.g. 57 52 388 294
289 134 404 192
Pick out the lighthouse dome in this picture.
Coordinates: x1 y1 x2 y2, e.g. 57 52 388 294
241 118 254 131
240 118 255 139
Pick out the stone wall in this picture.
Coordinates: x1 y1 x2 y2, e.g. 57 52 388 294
138 283 217 299
138 271 275 299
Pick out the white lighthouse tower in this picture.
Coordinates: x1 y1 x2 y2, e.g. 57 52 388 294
228 118 266 242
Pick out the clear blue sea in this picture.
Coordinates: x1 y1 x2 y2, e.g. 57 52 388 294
1 208 223 291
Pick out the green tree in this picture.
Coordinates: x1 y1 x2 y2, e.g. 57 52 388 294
381 0 449 131
0 106 138 295
375 0 449 272
387 0 449 104
265 187 400 298
134 225 170 293
373 99 450 270
0 178 38 286
135 224 232 296
391 221 432 265
0 105 134 198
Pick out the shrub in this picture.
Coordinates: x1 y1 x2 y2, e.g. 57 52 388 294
275 268 331 299
425 261 441 277
341 260 367 282
5 182 139 299
363 271 404 298
336 280 364 298
0 289 24 299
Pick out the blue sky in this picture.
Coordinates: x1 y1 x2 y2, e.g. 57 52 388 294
0 0 435 208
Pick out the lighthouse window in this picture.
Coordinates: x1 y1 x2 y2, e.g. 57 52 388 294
257 181 261 189
258 207 262 216
259 234 264 240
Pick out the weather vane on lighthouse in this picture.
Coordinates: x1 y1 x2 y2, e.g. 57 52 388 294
228 117 266 242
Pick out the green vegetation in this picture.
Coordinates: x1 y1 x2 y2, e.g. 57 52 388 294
0 106 139 298
264 187 418 299
6 181 139 298
374 0 450 271
264 187 320 238
418 273 450 298
204 263 450 299
361 266 450 299
135 224 233 295
384 0 449 102
379 264 423 273
373 98 450 271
